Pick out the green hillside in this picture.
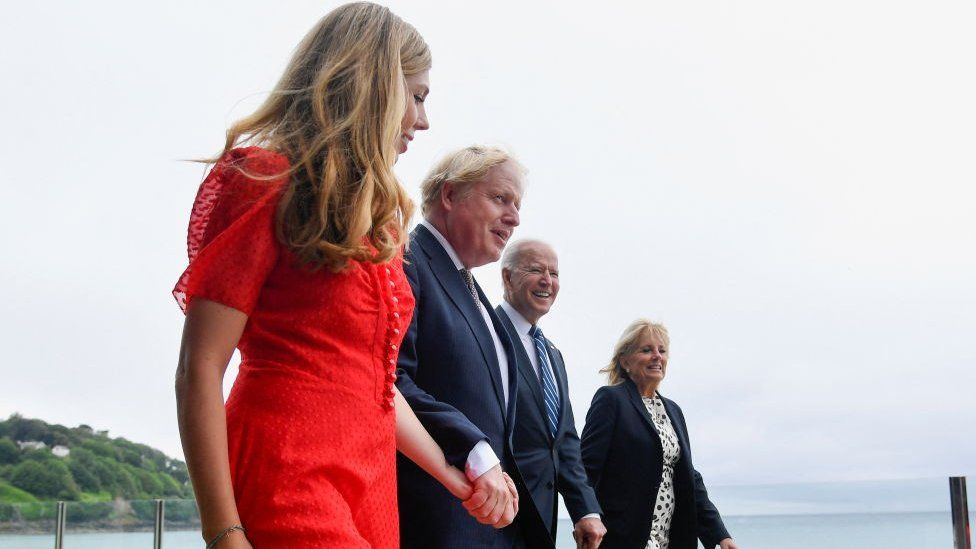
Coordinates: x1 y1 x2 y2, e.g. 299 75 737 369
0 414 189 503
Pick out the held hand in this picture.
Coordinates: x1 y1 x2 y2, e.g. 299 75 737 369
462 464 513 528
444 465 474 501
572 516 607 549
719 538 739 549
501 472 519 517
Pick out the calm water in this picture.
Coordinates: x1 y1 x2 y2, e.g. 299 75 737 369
0 530 201 548
1 513 972 549
551 513 973 549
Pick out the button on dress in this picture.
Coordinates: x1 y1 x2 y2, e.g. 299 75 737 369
173 147 414 548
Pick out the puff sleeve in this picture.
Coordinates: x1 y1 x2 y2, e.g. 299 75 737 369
173 147 289 315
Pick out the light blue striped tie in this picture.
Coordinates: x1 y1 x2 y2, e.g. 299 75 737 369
530 326 560 438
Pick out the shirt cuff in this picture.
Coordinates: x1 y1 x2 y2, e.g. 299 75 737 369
578 513 601 522
464 440 500 481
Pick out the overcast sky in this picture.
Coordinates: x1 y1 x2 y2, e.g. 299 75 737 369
1 0 973 489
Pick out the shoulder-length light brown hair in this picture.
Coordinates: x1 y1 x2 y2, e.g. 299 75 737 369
215 2 430 271
600 319 670 386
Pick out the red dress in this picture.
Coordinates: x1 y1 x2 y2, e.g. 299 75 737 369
173 147 414 548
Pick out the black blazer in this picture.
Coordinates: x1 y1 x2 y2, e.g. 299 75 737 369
395 225 546 548
580 380 730 549
496 305 601 543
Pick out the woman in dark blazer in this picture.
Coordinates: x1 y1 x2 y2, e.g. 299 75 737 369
581 319 737 549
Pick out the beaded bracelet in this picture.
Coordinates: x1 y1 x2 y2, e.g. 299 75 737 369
205 524 246 548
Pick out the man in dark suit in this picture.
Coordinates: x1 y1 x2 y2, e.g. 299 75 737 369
495 239 607 549
396 146 550 548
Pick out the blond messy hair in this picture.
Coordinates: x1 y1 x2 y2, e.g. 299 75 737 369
215 2 430 271
419 145 525 217
600 319 670 386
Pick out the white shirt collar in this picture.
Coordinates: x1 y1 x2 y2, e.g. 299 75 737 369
501 300 534 337
420 219 465 271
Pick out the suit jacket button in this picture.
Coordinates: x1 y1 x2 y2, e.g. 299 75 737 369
545 481 554 489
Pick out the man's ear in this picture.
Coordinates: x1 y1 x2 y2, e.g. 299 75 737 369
501 267 513 291
440 181 456 212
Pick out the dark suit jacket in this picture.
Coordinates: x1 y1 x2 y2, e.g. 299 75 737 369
496 305 601 542
580 379 730 549
395 225 548 548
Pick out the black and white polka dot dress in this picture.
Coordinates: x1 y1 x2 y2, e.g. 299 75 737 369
643 395 681 549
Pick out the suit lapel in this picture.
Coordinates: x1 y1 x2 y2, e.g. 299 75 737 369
496 307 547 423
624 379 660 438
413 226 507 416
484 297 519 428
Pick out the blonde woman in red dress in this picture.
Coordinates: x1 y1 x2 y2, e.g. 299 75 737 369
172 4 508 548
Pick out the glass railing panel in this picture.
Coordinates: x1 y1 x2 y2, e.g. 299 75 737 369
61 499 152 547
0 498 201 548
0 501 56 549
0 479 970 549
703 477 971 549
163 498 202 547
551 477 973 549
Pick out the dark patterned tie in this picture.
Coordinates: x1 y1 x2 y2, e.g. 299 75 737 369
529 326 560 438
459 268 481 310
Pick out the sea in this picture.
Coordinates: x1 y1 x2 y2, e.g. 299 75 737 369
1 514 973 549
1 479 972 548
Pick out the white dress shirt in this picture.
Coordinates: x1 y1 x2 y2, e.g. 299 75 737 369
499 300 601 523
420 220 506 479
499 300 560 394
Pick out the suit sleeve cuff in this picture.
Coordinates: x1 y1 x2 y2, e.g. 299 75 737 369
464 440 500 481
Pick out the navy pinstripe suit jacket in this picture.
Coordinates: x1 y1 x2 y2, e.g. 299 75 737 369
396 225 550 548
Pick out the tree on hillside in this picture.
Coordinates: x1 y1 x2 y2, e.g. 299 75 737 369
121 448 142 468
50 431 71 448
67 448 102 493
87 456 136 498
114 465 140 498
159 472 185 498
10 460 80 500
90 457 117 493
7 416 50 444
0 415 190 501
81 438 117 460
68 459 101 493
0 439 18 465
169 465 189 485
21 448 53 463
132 467 165 496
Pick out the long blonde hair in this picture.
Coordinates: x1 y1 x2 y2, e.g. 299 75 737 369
600 319 670 386
217 2 430 271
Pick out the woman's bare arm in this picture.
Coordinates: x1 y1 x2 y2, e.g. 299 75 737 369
394 387 473 501
175 299 251 548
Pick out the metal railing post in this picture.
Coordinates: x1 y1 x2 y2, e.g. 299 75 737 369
950 476 972 549
154 499 165 549
54 501 65 549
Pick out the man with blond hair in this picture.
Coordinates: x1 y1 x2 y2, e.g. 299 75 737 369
396 145 551 548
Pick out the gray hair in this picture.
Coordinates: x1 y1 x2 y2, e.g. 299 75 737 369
501 238 553 271
419 145 526 217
